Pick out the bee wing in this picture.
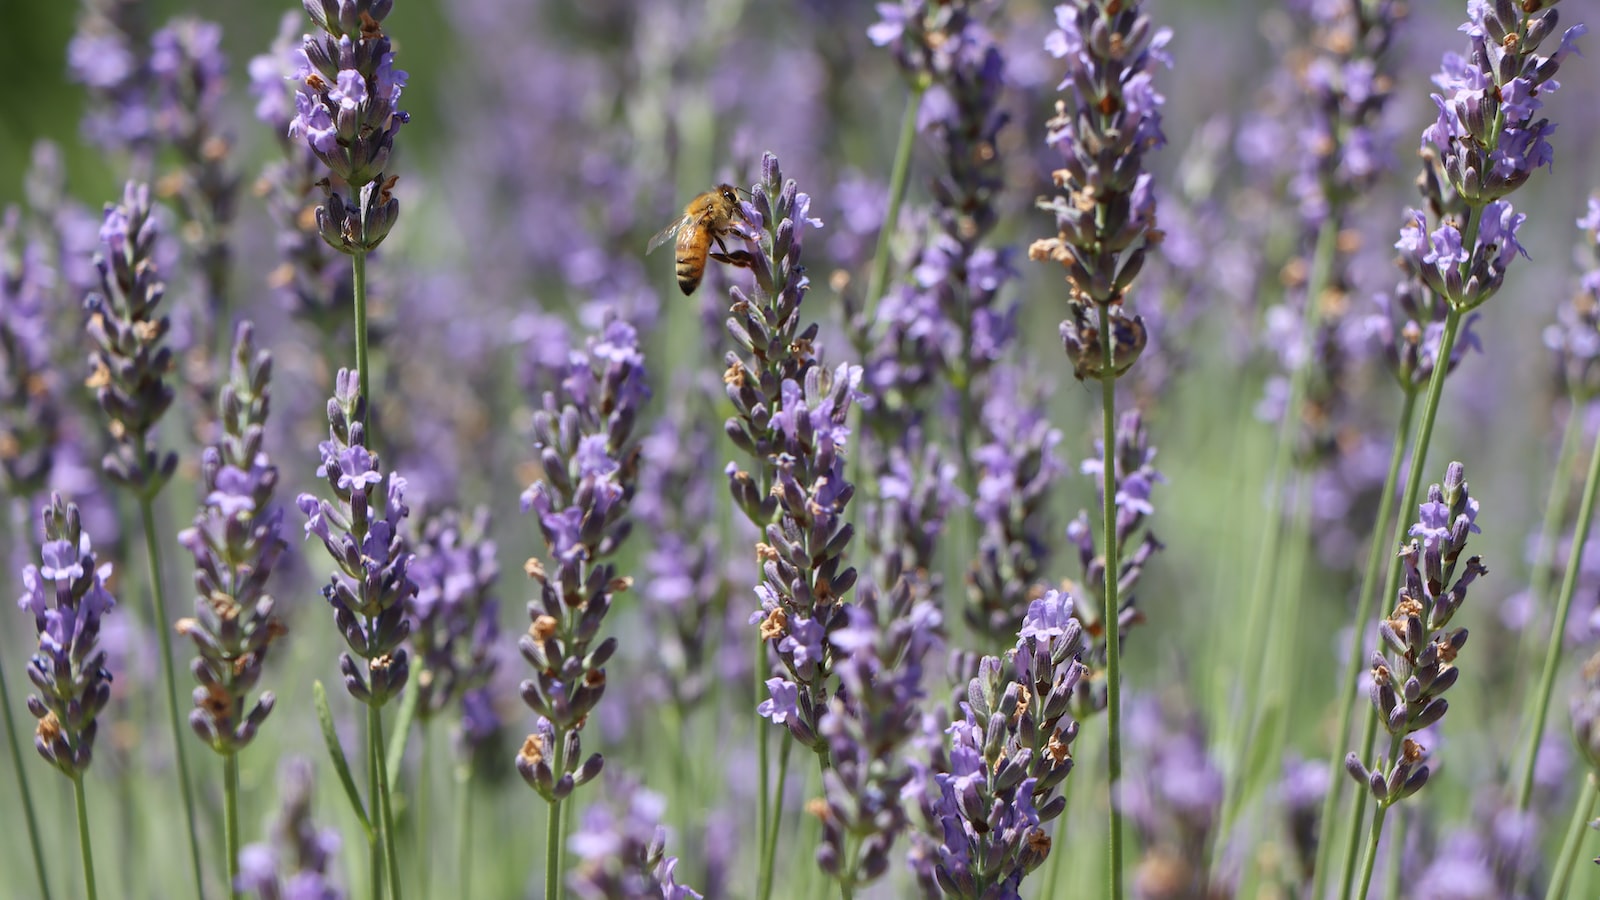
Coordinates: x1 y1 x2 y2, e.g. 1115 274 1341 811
647 216 689 255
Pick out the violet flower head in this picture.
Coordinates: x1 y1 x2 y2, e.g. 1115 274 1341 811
290 0 409 253
236 756 346 899
909 591 1087 897
516 314 647 803
85 181 178 498
16 493 117 778
1369 274 1484 395
1121 695 1229 899
149 16 240 361
0 206 61 498
814 575 943 889
251 12 352 336
1031 0 1170 380
1545 197 1600 398
566 777 702 900
1423 2 1583 205
1346 462 1485 808
966 367 1063 642
295 369 414 707
176 322 287 754
406 504 499 723
720 153 861 758
67 0 154 157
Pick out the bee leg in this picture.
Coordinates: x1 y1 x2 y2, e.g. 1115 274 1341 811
710 237 756 269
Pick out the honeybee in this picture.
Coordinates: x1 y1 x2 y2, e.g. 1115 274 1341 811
647 184 750 295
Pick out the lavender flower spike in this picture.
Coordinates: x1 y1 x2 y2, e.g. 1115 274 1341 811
0 205 61 499
295 369 414 707
85 181 177 497
566 778 702 900
17 494 117 778
176 322 287 753
908 590 1088 897
406 504 499 723
290 0 409 253
516 313 647 803
1345 462 1485 806
236 756 346 899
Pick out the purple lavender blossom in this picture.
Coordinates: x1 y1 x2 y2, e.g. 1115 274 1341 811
1346 462 1485 806
406 505 499 723
1546 198 1600 398
236 756 346 899
814 571 942 889
1121 695 1229 899
176 322 286 754
290 0 410 253
296 369 414 707
0 206 61 499
908 591 1087 897
516 314 647 802
566 777 702 900
16 494 116 778
67 0 155 159
85 181 178 497
721 154 862 758
1279 756 1330 881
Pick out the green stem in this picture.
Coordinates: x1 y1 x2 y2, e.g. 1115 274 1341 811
0 559 52 900
1308 390 1416 899
1354 800 1391 900
1383 806 1405 900
1219 218 1338 841
73 774 99 900
761 733 794 900
544 726 568 900
862 82 924 326
225 752 241 898
368 703 383 900
1337 705 1381 900
1518 415 1600 810
456 761 475 900
1514 401 1585 678
1548 772 1600 900
137 494 206 900
418 719 431 900
372 705 402 900
1098 325 1125 900
756 640 772 900
353 249 371 421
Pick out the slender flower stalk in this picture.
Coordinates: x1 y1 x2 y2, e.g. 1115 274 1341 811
1519 197 1600 811
17 494 118 900
83 180 204 897
0 203 60 900
1343 462 1485 899
1030 5 1170 895
297 369 415 898
513 315 647 899
290 0 410 424
176 321 288 891
1328 5 1584 889
717 152 860 899
907 591 1087 897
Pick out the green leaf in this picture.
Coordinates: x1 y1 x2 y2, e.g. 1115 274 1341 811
315 680 372 837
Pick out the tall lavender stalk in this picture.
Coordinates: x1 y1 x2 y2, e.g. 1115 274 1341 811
1029 5 1170 895
290 0 409 427
297 369 414 899
1343 462 1485 898
83 180 204 896
717 152 860 899
514 315 647 900
16 494 118 900
176 322 287 890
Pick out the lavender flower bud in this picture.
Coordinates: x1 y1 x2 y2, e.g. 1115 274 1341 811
236 756 347 898
406 504 499 723
0 206 61 498
517 315 647 804
16 494 117 778
566 777 702 900
289 0 410 253
177 322 286 754
85 181 178 498
296 368 415 707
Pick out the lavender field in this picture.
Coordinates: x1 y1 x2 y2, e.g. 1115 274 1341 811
1 0 1598 898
